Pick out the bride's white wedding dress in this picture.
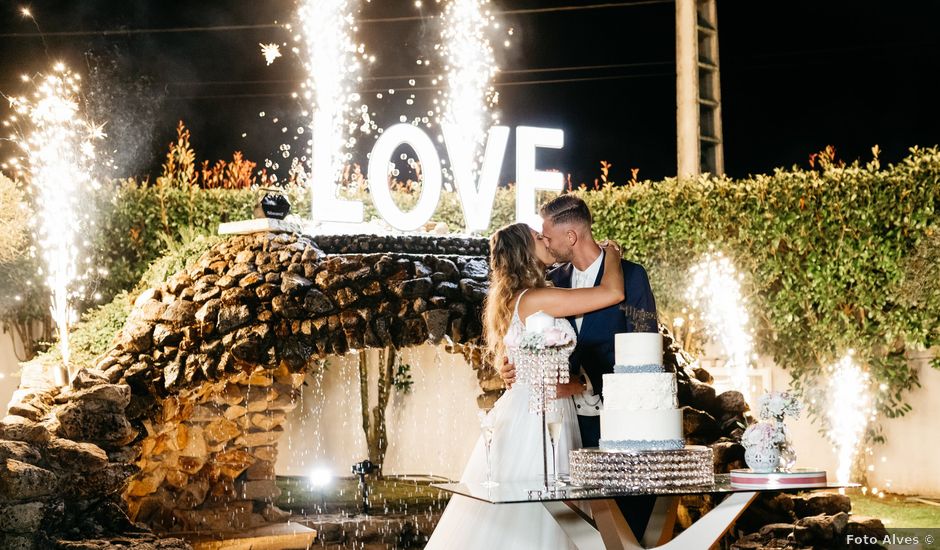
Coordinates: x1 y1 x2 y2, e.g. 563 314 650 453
425 290 582 550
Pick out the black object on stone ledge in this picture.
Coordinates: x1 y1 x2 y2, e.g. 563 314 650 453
254 187 292 220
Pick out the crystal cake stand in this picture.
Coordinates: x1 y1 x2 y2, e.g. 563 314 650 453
569 445 715 490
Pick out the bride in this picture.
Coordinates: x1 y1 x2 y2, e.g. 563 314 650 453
425 222 624 549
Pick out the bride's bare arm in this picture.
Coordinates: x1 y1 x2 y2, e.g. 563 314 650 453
518 243 624 319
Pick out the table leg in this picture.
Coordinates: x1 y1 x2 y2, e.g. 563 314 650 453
588 499 642 550
642 497 679 547
656 491 757 550
568 492 757 550
543 501 606 550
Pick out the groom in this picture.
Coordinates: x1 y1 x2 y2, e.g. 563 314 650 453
500 194 658 538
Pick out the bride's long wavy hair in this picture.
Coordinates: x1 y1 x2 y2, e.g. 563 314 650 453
484 223 549 363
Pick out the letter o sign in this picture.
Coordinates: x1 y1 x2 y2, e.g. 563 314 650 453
367 123 442 231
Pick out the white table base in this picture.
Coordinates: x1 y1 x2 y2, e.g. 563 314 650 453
543 492 758 550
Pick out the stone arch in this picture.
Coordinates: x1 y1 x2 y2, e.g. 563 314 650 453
1 232 493 543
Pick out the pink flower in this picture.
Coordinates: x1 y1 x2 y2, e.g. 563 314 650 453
503 330 521 348
542 326 572 347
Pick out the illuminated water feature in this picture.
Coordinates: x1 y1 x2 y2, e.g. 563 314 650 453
275 346 477 546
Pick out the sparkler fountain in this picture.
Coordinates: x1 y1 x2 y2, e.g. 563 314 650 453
826 351 875 485
295 0 366 223
438 0 503 232
687 252 756 404
7 64 103 386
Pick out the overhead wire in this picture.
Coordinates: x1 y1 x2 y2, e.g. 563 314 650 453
164 71 675 101
0 1 672 38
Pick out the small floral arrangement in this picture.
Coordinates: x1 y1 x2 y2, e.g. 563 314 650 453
742 421 785 450
757 391 803 420
503 325 573 350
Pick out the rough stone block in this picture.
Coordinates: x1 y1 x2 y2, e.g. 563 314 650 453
43 438 109 473
236 479 281 500
0 416 51 445
0 501 46 533
0 459 58 500
0 441 41 465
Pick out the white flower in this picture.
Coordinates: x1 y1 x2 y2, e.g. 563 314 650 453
757 391 803 420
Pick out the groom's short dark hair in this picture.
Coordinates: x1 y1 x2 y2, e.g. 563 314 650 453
540 194 592 227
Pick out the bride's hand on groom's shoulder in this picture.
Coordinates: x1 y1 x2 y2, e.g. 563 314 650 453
599 239 621 251
499 356 516 388
599 239 622 259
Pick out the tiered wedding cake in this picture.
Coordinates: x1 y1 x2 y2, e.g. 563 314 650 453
600 333 684 451
569 332 714 490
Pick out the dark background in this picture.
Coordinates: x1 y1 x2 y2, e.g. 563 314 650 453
1 0 938 184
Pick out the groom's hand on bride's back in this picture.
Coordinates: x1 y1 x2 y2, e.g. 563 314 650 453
499 356 516 388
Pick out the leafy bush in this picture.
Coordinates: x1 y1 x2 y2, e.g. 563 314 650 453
0 173 27 263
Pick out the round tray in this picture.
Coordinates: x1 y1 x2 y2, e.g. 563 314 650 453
569 445 715 490
730 468 828 488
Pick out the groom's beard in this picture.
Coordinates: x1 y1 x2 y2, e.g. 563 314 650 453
550 249 574 263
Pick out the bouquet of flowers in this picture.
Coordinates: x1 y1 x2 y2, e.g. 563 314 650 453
503 311 574 352
505 326 573 350
742 421 785 450
757 391 803 421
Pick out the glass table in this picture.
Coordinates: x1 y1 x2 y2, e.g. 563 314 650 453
433 474 859 550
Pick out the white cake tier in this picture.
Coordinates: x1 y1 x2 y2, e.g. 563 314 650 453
615 332 663 367
600 408 684 442
602 372 677 410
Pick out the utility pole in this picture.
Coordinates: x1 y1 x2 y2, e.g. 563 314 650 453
676 0 724 177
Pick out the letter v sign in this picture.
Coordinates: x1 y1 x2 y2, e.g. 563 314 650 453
443 123 511 233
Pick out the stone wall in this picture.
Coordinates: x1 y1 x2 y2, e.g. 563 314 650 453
125 364 303 533
1 366 189 549
1 232 489 548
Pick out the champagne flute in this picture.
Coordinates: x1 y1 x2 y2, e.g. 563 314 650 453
546 413 564 487
479 409 499 488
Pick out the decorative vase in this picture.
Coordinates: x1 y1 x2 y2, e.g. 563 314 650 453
774 416 797 472
745 446 779 473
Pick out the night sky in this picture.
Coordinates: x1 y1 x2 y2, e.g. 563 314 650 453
1 0 938 185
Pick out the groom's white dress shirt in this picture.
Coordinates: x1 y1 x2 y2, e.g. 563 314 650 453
571 250 604 332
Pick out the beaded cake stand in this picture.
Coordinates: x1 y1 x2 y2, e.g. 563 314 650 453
569 445 715 490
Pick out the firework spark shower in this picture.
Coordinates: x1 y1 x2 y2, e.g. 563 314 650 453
295 0 366 223
438 0 503 231
7 64 102 382
826 352 875 484
438 0 500 166
687 252 756 404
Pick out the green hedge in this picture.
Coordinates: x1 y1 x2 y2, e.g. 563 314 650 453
583 148 939 439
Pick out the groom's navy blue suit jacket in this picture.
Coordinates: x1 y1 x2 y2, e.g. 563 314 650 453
547 257 657 402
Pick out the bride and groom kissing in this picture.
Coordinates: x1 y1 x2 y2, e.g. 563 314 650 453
426 194 659 549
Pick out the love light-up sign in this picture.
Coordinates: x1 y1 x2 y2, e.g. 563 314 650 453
311 124 564 232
